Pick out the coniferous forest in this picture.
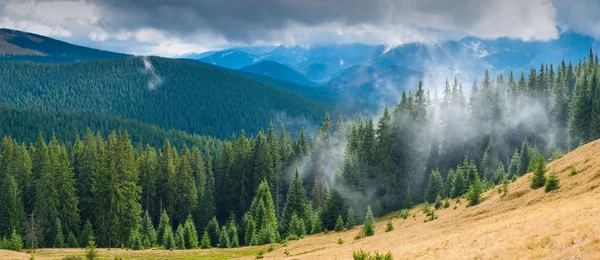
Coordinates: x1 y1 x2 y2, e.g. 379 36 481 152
1 50 600 251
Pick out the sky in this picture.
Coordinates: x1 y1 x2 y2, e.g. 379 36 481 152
1 0 599 56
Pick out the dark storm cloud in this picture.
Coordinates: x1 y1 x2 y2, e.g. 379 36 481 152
89 0 556 43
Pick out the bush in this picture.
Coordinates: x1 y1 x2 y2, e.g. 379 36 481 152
569 167 578 176
545 174 560 192
352 249 394 260
399 209 409 219
385 219 394 232
422 202 430 214
62 256 84 260
338 238 344 245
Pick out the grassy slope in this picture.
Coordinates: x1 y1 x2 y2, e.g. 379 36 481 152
253 140 600 259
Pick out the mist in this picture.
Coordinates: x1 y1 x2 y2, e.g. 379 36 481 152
141 56 164 90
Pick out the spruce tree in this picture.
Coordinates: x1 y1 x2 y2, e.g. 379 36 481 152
80 220 94 249
403 185 413 209
140 211 157 248
545 174 560 192
162 224 176 250
363 206 375 237
8 228 22 251
288 213 306 240
508 149 520 178
385 219 394 232
467 172 482 207
517 140 531 175
67 231 80 248
33 134 58 247
281 167 309 237
53 218 64 248
242 179 278 245
218 228 230 248
156 210 170 247
530 155 547 190
226 216 239 248
206 217 220 247
183 215 198 249
334 215 344 232
175 224 185 249
0 175 26 240
425 170 444 203
345 208 356 229
200 230 211 249
451 168 466 198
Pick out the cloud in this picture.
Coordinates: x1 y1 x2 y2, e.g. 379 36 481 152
0 0 589 55
554 0 600 38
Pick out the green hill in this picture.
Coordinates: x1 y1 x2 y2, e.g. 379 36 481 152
0 28 127 63
0 105 221 150
0 56 335 138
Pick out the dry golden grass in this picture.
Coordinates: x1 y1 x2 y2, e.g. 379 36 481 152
247 140 600 260
0 249 30 260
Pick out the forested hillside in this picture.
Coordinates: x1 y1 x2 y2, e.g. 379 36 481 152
0 56 334 138
0 50 598 254
0 105 220 150
0 29 127 63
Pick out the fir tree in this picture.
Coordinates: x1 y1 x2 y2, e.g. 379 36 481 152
425 170 444 203
545 174 560 192
9 228 22 251
385 219 394 232
403 185 413 209
363 206 375 237
226 215 239 248
67 231 80 248
281 168 309 237
183 215 198 249
451 168 466 198
467 172 482 207
287 213 306 240
80 220 94 249
140 211 157 248
206 217 220 248
334 215 344 232
530 155 547 190
200 230 211 249
218 228 230 248
53 218 64 248
175 224 185 249
85 235 98 260
162 224 176 250
345 208 356 229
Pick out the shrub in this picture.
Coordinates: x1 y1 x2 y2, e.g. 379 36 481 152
569 167 578 176
399 209 409 219
267 245 275 252
385 219 394 232
545 174 560 192
62 256 84 260
422 202 430 214
443 199 450 209
354 230 365 240
338 238 344 245
352 249 393 260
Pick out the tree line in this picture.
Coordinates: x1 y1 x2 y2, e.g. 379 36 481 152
1 50 599 250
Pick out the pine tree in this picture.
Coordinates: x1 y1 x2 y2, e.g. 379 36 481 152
140 211 157 248
281 168 309 237
451 168 466 198
242 179 278 245
345 208 356 229
162 224 176 250
363 206 375 237
67 231 80 248
0 175 26 240
334 215 344 232
9 228 22 251
183 215 198 249
287 213 306 239
403 185 413 209
53 218 64 248
545 174 560 192
530 155 547 190
80 219 94 248
200 230 211 249
425 170 444 203
206 217 220 247
156 210 170 247
175 224 185 249
385 219 394 232
226 215 239 248
218 228 230 248
467 172 482 207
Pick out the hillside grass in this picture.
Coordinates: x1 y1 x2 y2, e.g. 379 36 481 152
247 139 600 259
